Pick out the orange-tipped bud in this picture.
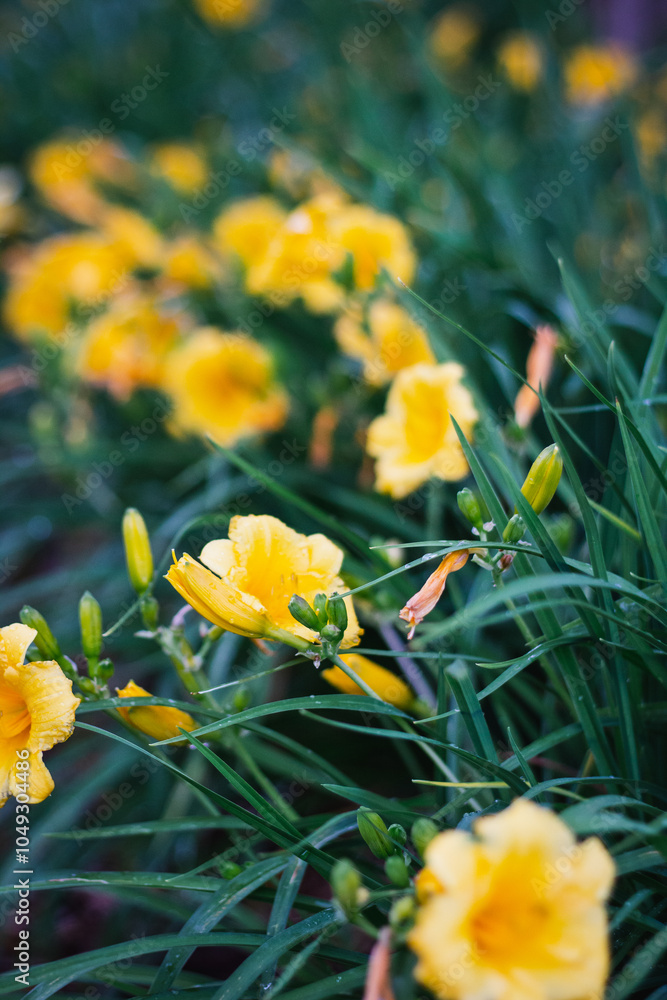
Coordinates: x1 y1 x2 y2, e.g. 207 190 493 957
514 324 558 429
399 550 469 640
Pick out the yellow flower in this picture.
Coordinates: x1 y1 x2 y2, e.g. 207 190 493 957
162 234 222 290
99 206 165 270
0 623 79 807
322 653 413 709
635 109 667 168
3 233 128 341
564 45 636 106
497 32 543 92
116 680 196 742
399 549 469 640
334 298 435 385
193 0 268 29
166 513 362 647
430 6 480 70
77 289 188 400
162 327 288 445
330 204 416 293
212 196 287 269
408 798 615 1000
366 362 478 498
149 143 208 194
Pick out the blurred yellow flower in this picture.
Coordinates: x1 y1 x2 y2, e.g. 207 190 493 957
334 298 434 385
635 109 667 168
194 0 268 29
77 290 188 400
162 234 222 289
149 143 208 194
564 45 636 106
322 653 413 709
408 798 615 1000
0 623 79 807
213 195 287 269
100 206 165 270
166 514 362 647
366 362 478 498
430 6 480 70
116 680 196 742
162 327 287 444
497 32 543 92
3 233 128 341
331 204 416 293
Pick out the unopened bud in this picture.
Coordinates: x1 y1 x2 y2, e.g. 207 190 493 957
385 854 411 887
411 817 439 858
122 508 154 594
233 689 251 713
358 809 394 859
313 592 329 628
502 514 525 544
389 894 416 928
79 592 103 663
388 823 407 850
326 593 348 632
320 623 343 643
19 606 61 661
457 488 483 530
140 594 159 630
94 658 114 682
219 860 242 879
288 594 321 632
331 859 361 917
520 444 563 515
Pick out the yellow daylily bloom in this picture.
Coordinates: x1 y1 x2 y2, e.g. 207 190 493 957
193 0 268 29
497 32 543 92
0 623 80 807
162 328 288 445
330 204 416 293
149 143 208 194
212 196 287 270
322 653 414 710
162 234 222 290
366 362 478 499
166 514 362 648
116 680 196 742
408 798 615 1000
430 6 480 70
564 45 636 106
334 299 435 386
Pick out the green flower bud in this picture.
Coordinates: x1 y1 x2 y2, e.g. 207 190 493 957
326 593 348 632
357 809 394 859
520 444 563 515
388 823 407 851
320 623 343 643
122 508 154 595
79 591 103 662
385 854 411 888
233 688 251 713
502 514 525 544
313 592 329 627
411 817 439 858
219 860 243 879
19 606 61 661
457 488 483 530
330 858 361 918
389 894 416 929
140 594 160 630
288 594 321 632
94 658 114 682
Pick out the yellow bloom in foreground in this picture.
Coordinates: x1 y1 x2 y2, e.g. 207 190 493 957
213 196 287 269
330 204 416 293
322 654 413 709
409 798 615 1000
0 624 79 807
149 143 208 194
498 32 543 92
366 362 478 499
194 0 267 29
564 45 636 106
166 514 362 647
430 6 480 70
116 680 196 742
162 328 288 445
335 299 435 386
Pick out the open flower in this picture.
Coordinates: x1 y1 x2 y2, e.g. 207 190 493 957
194 0 268 29
564 45 636 106
366 362 478 498
0 623 79 807
497 32 543 92
399 550 469 640
408 798 615 1000
166 514 361 648
162 328 288 445
330 204 416 293
334 299 435 386
322 653 414 709
213 196 287 270
149 143 208 194
116 680 196 742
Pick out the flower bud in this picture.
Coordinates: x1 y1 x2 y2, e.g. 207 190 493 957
388 823 407 850
94 658 114 682
330 859 361 918
457 488 483 530
288 594 321 632
233 689 251 713
411 817 439 858
140 594 160 630
502 514 525 544
326 593 348 632
520 444 563 515
313 592 329 628
320 623 343 643
385 854 411 888
358 809 394 859
19 606 61 661
122 508 154 595
79 591 103 662
389 894 416 929
219 860 243 879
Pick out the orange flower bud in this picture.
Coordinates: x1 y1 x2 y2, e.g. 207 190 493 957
399 550 469 640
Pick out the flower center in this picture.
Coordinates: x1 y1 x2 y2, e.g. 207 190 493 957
0 681 31 741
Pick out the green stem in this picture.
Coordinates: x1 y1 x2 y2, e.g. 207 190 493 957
233 735 300 822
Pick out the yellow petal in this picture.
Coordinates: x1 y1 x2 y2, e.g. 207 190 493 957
117 680 197 742
0 624 36 674
322 654 413 709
